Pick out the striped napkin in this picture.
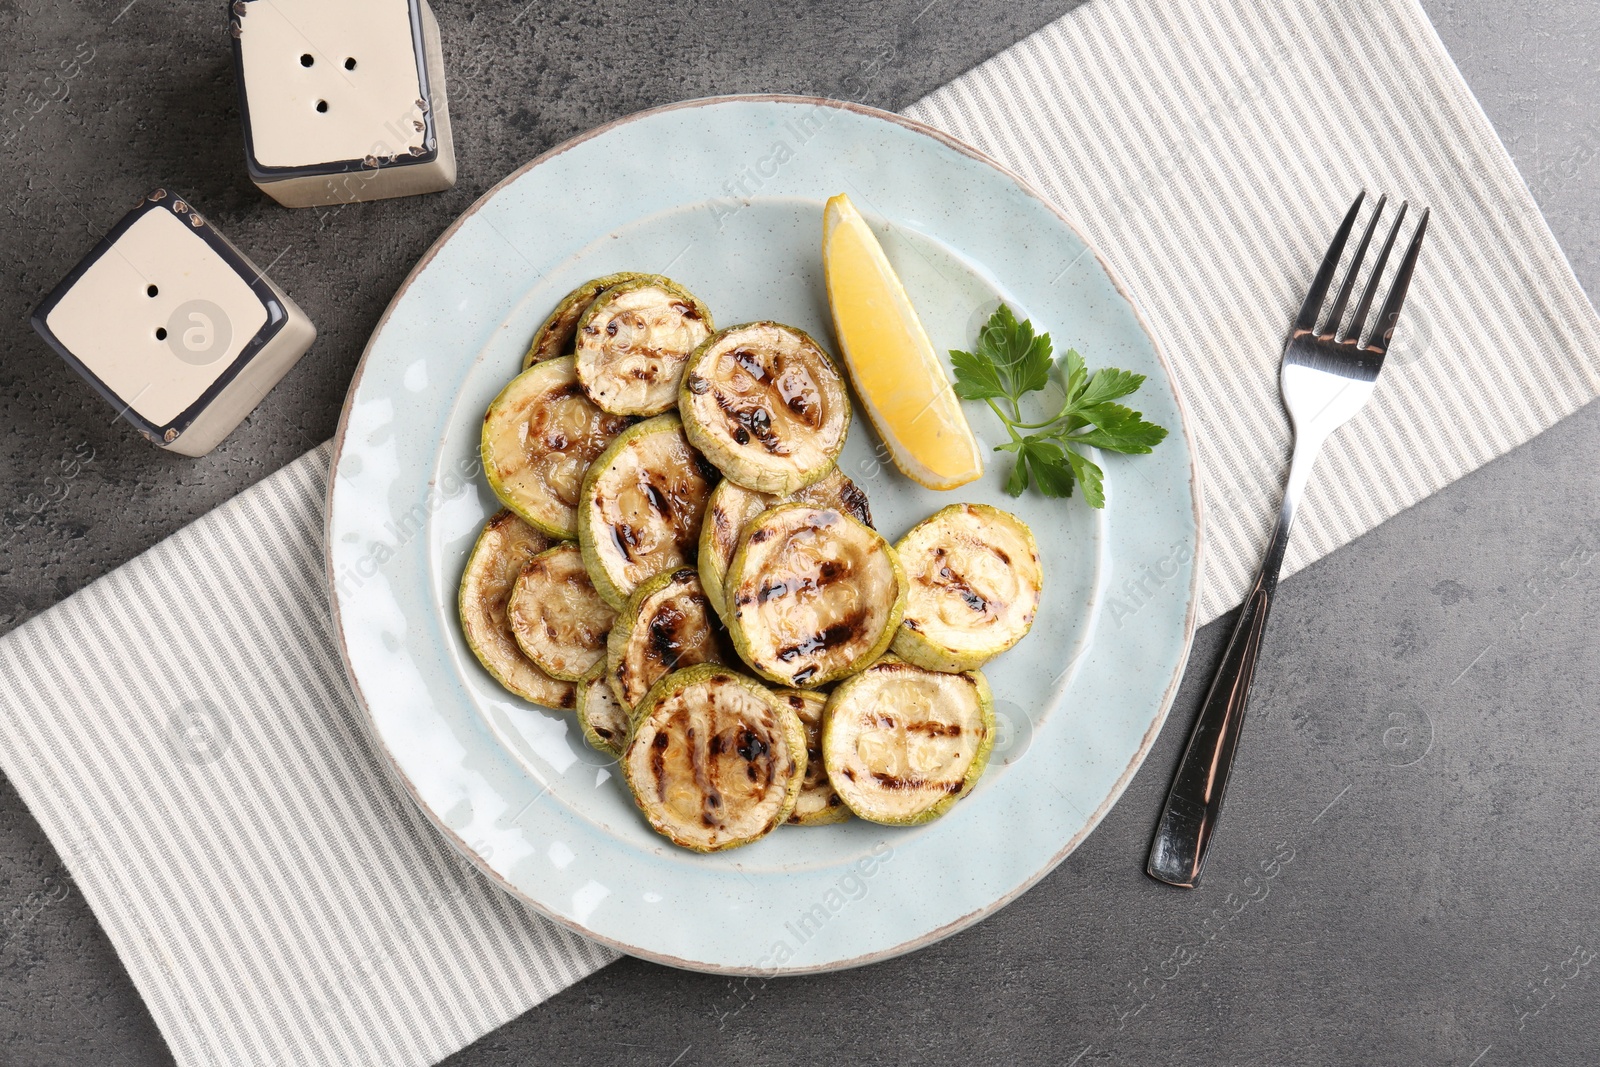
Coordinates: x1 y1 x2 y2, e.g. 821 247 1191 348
3 0 1596 1064
908 0 1600 623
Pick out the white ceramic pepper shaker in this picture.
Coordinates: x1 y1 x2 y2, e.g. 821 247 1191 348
31 189 317 457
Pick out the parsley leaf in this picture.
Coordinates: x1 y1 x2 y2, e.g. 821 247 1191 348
949 305 1168 508
950 304 1053 401
1064 449 1105 509
1067 402 1169 454
1060 347 1088 405
1022 438 1078 498
1002 443 1033 496
1078 367 1145 408
949 347 1007 401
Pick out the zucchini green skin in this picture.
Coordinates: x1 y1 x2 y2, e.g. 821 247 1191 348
697 478 768 621
576 661 628 758
723 503 907 688
507 543 617 681
889 503 1044 673
622 663 806 852
776 688 851 826
605 567 723 709
457 511 577 710
576 413 719 610
696 466 874 620
523 271 651 370
574 275 714 416
481 356 635 539
679 321 850 496
821 655 994 826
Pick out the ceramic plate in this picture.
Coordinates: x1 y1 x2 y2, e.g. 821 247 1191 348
326 96 1201 974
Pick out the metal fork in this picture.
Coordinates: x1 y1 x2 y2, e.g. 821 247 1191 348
1146 192 1430 888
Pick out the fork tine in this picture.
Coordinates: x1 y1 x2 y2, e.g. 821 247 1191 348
1342 201 1408 344
1294 192 1366 335
1364 207 1430 354
1320 195 1386 338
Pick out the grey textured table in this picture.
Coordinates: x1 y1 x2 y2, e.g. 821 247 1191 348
4 1 1598 1064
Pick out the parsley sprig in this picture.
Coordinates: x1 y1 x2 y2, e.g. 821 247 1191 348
950 306 1167 508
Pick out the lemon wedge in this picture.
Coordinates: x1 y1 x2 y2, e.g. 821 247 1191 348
822 193 983 491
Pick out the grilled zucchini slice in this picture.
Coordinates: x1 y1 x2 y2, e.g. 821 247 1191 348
822 656 994 825
575 276 713 416
577 662 628 758
506 543 617 681
777 688 850 826
458 511 577 710
724 503 907 688
697 465 874 619
890 503 1044 672
680 322 850 495
606 567 724 708
482 356 636 539
622 663 805 852
523 271 650 369
578 414 719 609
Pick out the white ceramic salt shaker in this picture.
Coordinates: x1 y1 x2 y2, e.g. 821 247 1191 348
230 0 457 208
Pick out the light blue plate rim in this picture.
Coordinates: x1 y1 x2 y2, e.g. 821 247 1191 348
324 95 1205 974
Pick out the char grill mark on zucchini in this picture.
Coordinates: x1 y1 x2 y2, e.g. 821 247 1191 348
457 511 577 710
523 271 651 369
822 656 994 825
577 662 629 757
778 689 850 825
506 543 617 681
696 466 874 620
482 357 636 538
828 474 873 528
607 568 724 708
575 276 713 416
578 414 719 609
890 503 1043 673
622 664 805 851
680 322 850 495
725 503 906 688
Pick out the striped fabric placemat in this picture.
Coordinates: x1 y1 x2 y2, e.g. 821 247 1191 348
1 0 1595 1064
909 0 1600 624
0 444 616 1066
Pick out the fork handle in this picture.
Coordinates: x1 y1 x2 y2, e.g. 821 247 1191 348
1146 446 1311 888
